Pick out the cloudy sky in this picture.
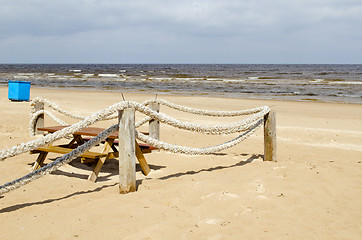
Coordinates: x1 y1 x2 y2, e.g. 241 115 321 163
1 0 361 64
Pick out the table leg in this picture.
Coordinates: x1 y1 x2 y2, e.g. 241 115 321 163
88 138 115 182
67 134 84 148
88 156 109 182
32 152 48 171
135 140 151 176
32 140 53 171
87 139 152 182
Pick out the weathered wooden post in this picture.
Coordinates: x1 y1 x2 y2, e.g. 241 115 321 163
118 108 136 193
149 102 160 140
34 101 44 135
263 110 276 161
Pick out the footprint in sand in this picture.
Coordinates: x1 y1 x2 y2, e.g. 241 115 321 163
247 180 269 199
201 191 240 200
272 165 286 170
256 184 265 193
201 218 225 225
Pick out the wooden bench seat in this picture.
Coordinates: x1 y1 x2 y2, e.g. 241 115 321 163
31 146 108 159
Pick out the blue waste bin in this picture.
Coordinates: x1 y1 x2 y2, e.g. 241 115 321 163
8 81 31 101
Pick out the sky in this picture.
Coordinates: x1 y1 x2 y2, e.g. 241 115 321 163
1 0 362 64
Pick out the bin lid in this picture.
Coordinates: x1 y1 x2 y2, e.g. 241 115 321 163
8 80 31 84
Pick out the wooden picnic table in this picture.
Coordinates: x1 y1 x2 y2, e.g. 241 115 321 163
30 126 154 182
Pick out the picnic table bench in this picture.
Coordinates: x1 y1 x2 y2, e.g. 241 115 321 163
30 126 156 182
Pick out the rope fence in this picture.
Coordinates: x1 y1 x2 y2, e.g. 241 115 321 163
0 97 276 195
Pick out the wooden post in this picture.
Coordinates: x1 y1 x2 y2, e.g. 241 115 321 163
34 101 44 135
118 108 136 193
264 110 277 161
149 102 160 140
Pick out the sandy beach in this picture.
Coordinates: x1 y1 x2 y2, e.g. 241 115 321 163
0 86 361 240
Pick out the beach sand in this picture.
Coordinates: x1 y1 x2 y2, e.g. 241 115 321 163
0 86 361 239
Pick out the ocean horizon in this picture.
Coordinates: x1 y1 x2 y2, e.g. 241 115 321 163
1 64 361 104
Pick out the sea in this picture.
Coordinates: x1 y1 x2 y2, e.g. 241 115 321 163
1 64 361 103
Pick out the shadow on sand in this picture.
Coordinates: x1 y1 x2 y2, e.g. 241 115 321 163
0 183 118 213
159 154 263 180
1 153 262 213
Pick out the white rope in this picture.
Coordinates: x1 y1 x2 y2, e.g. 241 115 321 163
143 98 266 117
133 102 269 135
31 97 88 120
29 98 119 136
135 119 263 155
29 110 68 136
0 121 262 195
0 98 270 195
29 97 269 135
0 124 118 195
135 116 152 128
1 101 129 161
3 100 269 161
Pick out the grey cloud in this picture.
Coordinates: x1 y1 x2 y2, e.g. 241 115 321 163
0 0 361 63
2 0 361 37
